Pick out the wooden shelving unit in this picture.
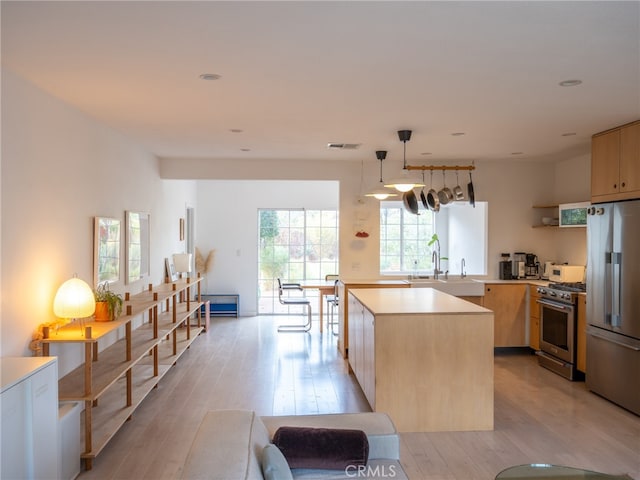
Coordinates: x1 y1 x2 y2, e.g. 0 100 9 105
532 204 559 228
41 276 204 470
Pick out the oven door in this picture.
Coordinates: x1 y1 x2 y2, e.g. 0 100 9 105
537 298 575 363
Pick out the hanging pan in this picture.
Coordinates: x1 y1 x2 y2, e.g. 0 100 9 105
403 190 419 215
426 170 440 212
420 171 429 210
468 170 476 208
437 170 454 205
453 170 465 201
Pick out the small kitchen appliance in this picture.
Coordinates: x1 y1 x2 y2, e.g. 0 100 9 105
525 253 539 279
512 252 526 279
548 264 585 283
541 261 555 279
499 253 512 280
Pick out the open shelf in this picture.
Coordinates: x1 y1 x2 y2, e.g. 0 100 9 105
42 275 205 470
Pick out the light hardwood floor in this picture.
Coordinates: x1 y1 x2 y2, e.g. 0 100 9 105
78 315 639 480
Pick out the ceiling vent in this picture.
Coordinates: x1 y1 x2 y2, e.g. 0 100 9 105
327 143 361 150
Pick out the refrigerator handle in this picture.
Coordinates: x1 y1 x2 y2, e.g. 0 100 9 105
605 251 612 325
611 251 622 328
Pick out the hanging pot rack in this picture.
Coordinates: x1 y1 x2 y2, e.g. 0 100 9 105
406 164 475 171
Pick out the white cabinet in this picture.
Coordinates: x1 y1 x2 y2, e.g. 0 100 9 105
1 357 59 480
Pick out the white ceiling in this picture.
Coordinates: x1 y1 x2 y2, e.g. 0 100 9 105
2 1 639 165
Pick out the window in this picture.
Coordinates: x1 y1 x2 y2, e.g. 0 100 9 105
380 202 435 273
258 208 339 314
380 201 487 276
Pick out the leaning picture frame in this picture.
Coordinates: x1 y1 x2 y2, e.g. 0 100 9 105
125 211 150 284
94 216 121 285
165 257 178 282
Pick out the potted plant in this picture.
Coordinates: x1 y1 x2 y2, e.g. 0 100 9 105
94 283 123 322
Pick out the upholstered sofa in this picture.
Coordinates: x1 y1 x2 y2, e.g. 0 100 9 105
181 410 409 480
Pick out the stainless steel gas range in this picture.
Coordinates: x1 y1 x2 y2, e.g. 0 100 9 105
535 282 586 380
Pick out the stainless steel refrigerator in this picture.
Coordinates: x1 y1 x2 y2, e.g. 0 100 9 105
586 200 640 415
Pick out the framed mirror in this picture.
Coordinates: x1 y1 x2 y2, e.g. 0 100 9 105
94 217 121 285
126 211 150 284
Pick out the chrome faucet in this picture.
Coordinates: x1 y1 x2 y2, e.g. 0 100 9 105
461 258 466 278
432 249 441 279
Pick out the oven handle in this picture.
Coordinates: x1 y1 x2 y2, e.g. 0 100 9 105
536 298 574 312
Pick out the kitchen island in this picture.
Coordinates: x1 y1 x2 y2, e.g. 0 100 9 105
348 287 494 432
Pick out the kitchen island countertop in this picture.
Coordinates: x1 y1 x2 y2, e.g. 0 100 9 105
349 287 491 316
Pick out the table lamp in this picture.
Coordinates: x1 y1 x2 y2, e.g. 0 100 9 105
173 253 193 279
53 276 96 336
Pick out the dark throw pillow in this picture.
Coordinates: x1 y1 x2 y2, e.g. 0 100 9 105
272 426 369 470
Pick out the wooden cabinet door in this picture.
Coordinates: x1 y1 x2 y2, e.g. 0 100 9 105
347 294 364 383
362 308 376 408
483 284 527 347
620 122 640 194
591 129 621 198
529 286 541 350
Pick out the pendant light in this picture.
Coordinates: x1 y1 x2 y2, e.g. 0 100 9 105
384 129 424 192
366 151 398 200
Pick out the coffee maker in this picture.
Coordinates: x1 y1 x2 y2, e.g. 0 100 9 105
525 253 539 278
499 253 512 280
512 252 526 279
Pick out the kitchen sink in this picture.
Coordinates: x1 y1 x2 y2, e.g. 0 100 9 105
409 278 484 296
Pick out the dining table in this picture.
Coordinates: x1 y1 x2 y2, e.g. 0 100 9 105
298 280 337 333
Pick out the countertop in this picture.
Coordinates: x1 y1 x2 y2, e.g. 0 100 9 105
1 356 57 392
403 278 550 286
349 287 492 316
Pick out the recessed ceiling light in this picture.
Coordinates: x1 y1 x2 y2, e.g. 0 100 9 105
421 152 432 155
561 132 577 137
230 129 243 133
511 152 524 155
240 148 251 152
199 73 221 81
559 79 582 87
451 132 465 136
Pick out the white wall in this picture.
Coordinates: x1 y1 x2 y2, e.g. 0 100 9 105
553 153 590 265
1 70 196 374
195 180 339 315
162 155 590 282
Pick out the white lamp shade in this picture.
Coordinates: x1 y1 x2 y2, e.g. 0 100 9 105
173 253 193 273
53 277 96 319
365 184 398 200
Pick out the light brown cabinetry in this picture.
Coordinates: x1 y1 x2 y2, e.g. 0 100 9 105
483 283 527 347
459 295 483 306
347 294 376 406
592 120 640 202
338 280 409 358
347 289 494 432
41 277 204 470
529 286 541 350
